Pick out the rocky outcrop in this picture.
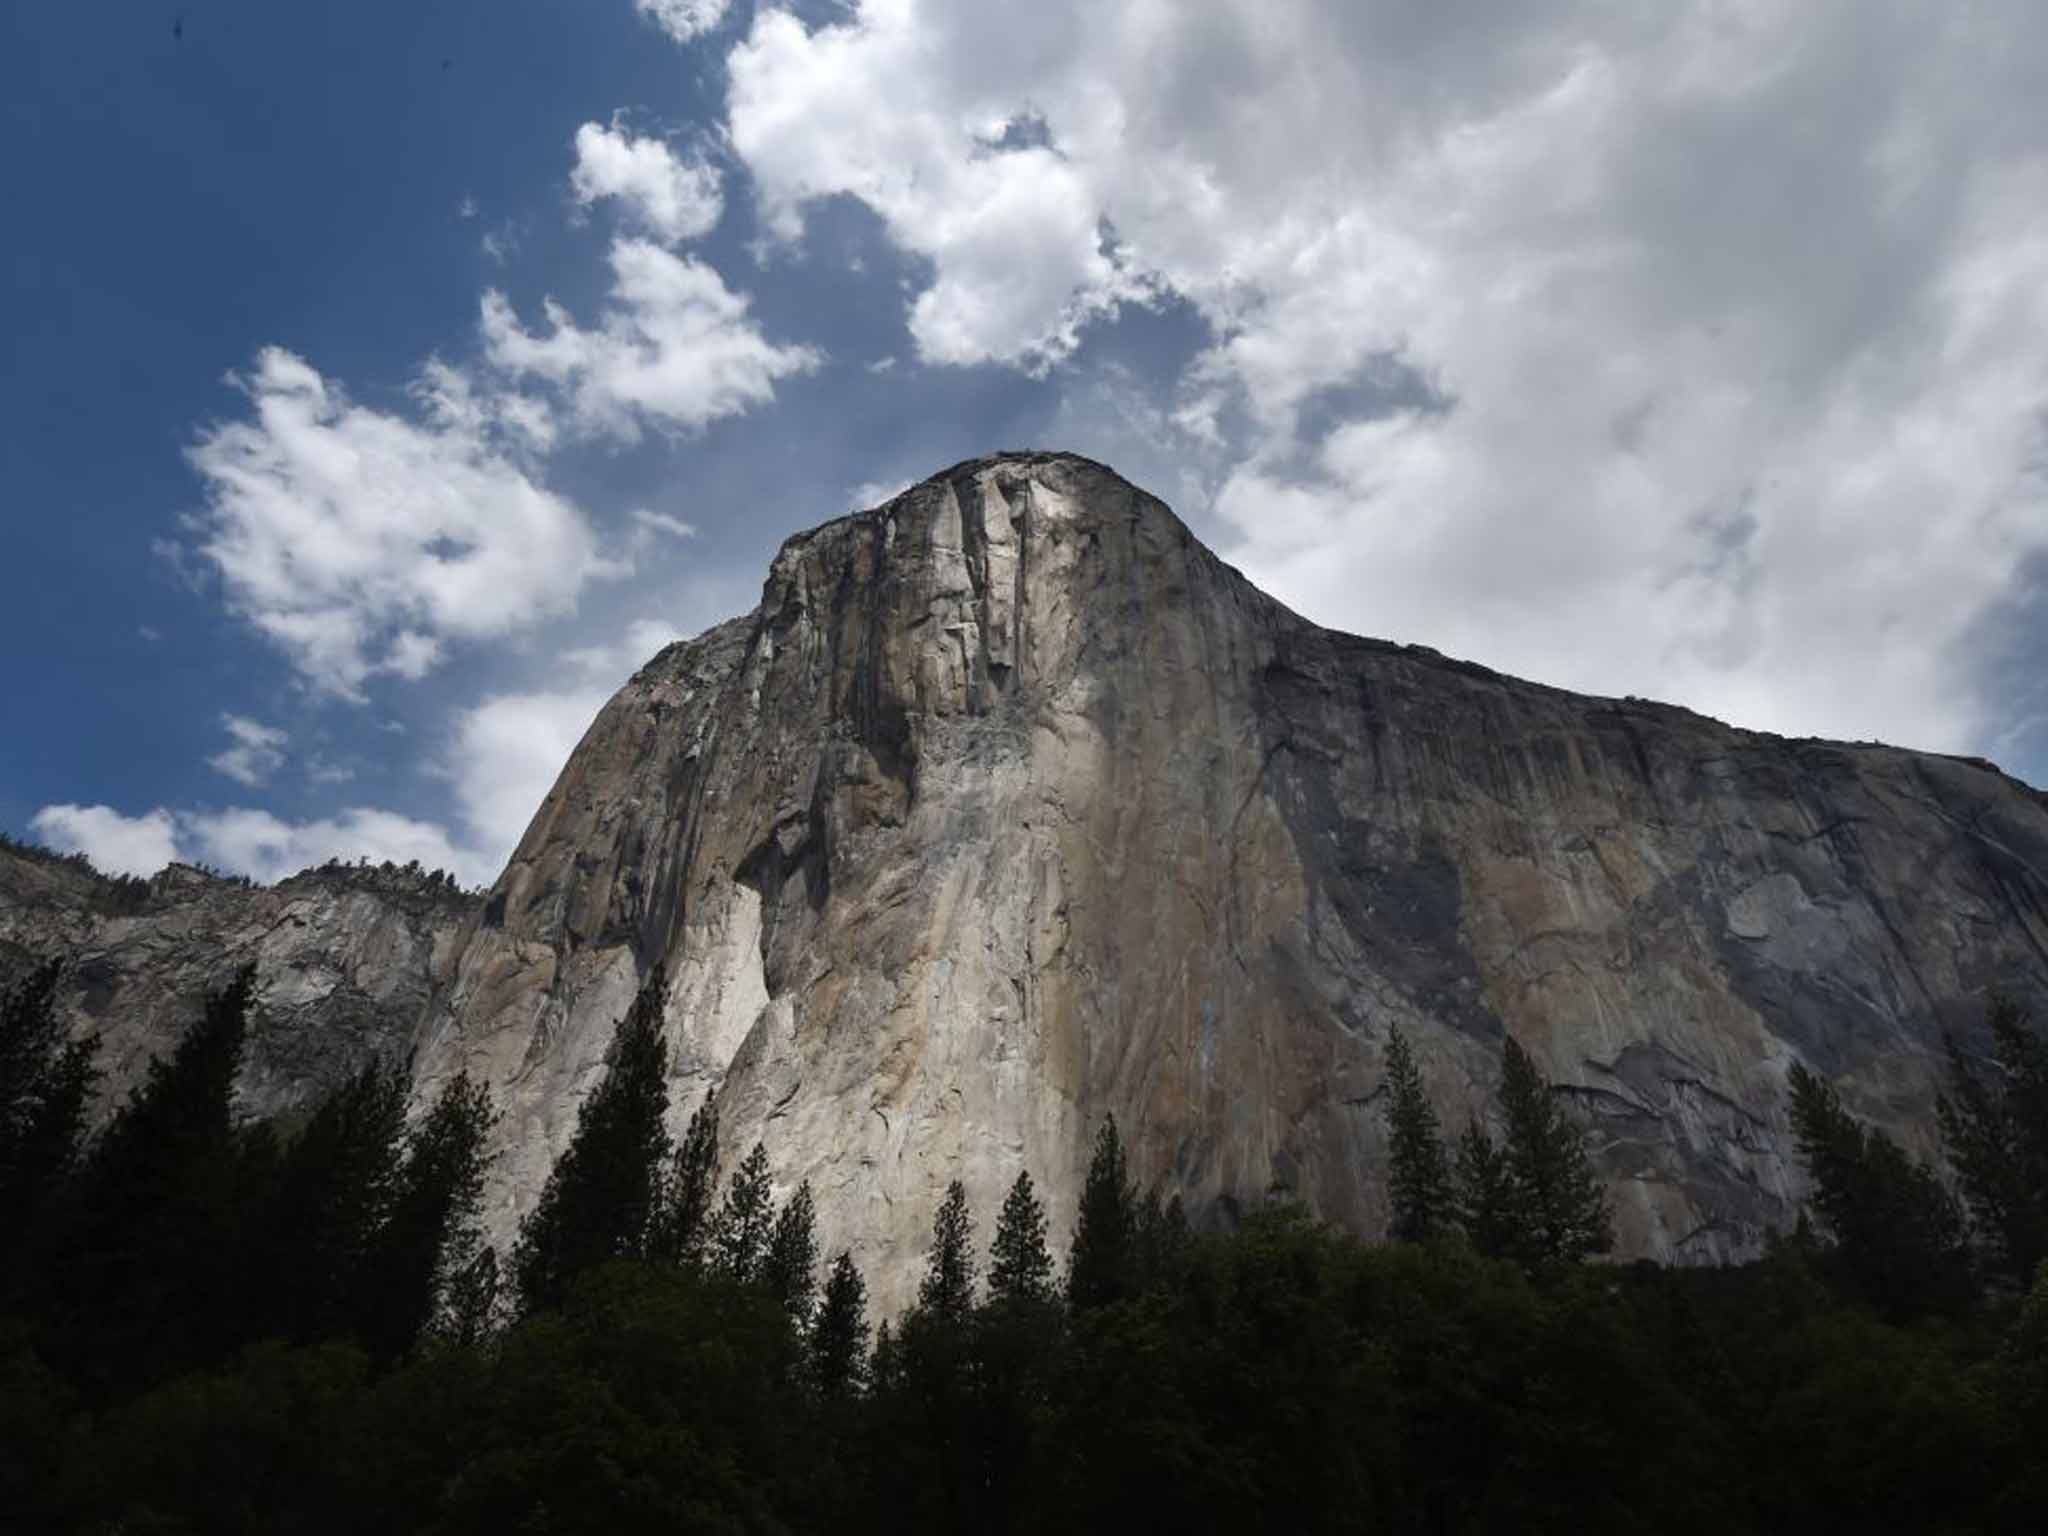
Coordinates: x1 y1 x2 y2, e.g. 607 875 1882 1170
406 452 2048 1313
0 849 475 1123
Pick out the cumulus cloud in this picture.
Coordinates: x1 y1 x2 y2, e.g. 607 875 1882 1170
482 238 822 440
207 714 289 787
635 0 728 46
29 800 494 886
720 0 2048 760
183 348 621 698
571 120 723 244
30 804 182 878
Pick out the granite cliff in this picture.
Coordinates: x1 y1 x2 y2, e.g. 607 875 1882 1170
11 451 2048 1312
413 452 2048 1310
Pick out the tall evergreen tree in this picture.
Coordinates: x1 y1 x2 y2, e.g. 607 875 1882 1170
711 1141 775 1285
0 960 97 1267
1067 1116 1135 1310
988 1170 1054 1307
1384 1025 1455 1242
811 1250 870 1396
511 965 672 1313
1455 1120 1519 1260
1791 1061 1972 1317
438 1243 502 1349
59 965 256 1384
361 1070 497 1358
652 1093 719 1266
261 1060 406 1343
919 1179 976 1320
764 1180 819 1325
1497 1037 1611 1264
1939 996 2048 1285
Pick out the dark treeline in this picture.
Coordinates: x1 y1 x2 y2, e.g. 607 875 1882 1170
2 958 2046 1533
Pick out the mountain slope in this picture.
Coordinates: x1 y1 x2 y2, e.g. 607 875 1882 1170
408 451 2048 1310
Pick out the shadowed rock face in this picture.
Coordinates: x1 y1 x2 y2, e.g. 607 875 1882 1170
0 853 476 1125
401 451 2048 1313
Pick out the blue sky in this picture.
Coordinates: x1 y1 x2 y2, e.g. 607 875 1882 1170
8 1 2047 884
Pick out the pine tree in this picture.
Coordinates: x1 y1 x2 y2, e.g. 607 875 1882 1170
764 1180 819 1325
438 1243 502 1349
652 1093 719 1266
1939 996 2048 1285
1133 1188 1191 1293
711 1141 775 1285
261 1060 406 1343
59 965 256 1383
361 1070 496 1358
988 1169 1054 1307
1791 1061 1972 1317
1455 1120 1519 1260
1497 1037 1611 1264
511 965 672 1312
1384 1025 1454 1243
1067 1116 1135 1310
919 1179 976 1319
0 960 97 1269
811 1250 870 1396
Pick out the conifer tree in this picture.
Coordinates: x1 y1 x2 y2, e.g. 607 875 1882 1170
262 1060 406 1342
764 1180 819 1325
61 965 256 1382
711 1141 775 1285
1067 1116 1135 1310
919 1179 976 1319
988 1169 1054 1307
1133 1188 1191 1293
1791 1061 1971 1317
653 1093 719 1266
1384 1025 1455 1243
811 1250 870 1396
1939 996 2048 1284
511 965 672 1313
1455 1121 1519 1260
1497 1037 1611 1264
0 960 96 1265
438 1243 502 1349
362 1070 496 1358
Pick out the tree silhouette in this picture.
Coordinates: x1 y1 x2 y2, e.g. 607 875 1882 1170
1384 1024 1454 1242
711 1141 775 1285
764 1180 819 1325
989 1169 1054 1307
1497 1037 1611 1265
811 1250 870 1396
919 1179 976 1319
1067 1117 1134 1310
512 965 672 1312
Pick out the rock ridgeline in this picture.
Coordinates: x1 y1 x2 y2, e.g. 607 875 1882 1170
0 846 475 1123
10 452 2048 1312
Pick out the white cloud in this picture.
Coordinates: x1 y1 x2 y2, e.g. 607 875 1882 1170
184 347 621 699
718 0 2048 761
630 507 697 540
207 714 289 787
571 120 723 245
482 238 822 441
31 804 182 879
635 0 729 46
181 806 489 886
29 800 494 887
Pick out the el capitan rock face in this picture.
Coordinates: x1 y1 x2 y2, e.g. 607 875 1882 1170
8 453 2046 1312
397 451 2048 1312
